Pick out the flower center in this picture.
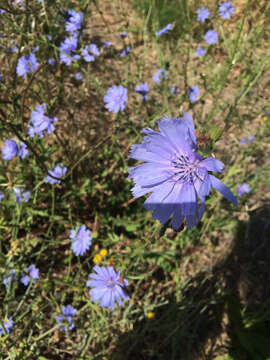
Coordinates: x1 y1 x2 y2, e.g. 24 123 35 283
171 154 199 184
107 277 116 288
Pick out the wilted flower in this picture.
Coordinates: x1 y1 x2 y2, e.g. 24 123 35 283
69 225 92 256
204 30 218 44
18 142 28 159
153 68 168 84
3 270 16 289
103 41 112 48
65 10 83 32
195 46 206 57
156 23 172 36
82 44 100 62
236 183 250 196
188 86 200 102
170 86 180 95
104 85 128 113
21 264 39 286
135 83 149 101
240 136 254 145
13 0 24 10
128 113 237 229
16 53 39 78
0 317 14 335
120 47 130 57
197 7 210 22
117 31 128 38
87 266 129 309
14 188 30 203
45 164 67 184
56 305 77 331
219 1 234 19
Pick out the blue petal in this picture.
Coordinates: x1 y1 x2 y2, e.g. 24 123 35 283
210 175 238 205
199 157 224 173
178 183 197 216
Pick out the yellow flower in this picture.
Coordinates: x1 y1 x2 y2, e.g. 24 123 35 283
147 312 155 319
100 249 108 257
93 254 102 264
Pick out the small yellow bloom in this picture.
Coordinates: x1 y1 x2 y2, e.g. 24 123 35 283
93 254 102 264
100 249 108 257
147 312 155 319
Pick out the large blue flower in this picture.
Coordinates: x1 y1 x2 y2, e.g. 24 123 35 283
128 113 237 229
87 266 129 309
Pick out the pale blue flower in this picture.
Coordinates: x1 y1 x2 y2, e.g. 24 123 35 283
69 225 92 256
104 85 128 113
87 266 129 309
128 113 237 229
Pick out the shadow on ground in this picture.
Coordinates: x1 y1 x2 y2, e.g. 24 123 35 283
113 204 270 360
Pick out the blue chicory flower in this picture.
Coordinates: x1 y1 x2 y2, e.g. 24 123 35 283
16 53 39 78
2 270 16 289
135 83 149 101
188 86 200 102
28 103 58 138
195 46 206 57
197 7 210 22
20 264 39 286
240 136 254 145
45 164 67 185
128 113 237 230
204 30 218 44
18 142 28 159
82 44 100 62
59 35 80 66
56 305 77 331
117 32 128 38
75 72 83 80
14 188 30 203
153 68 168 84
236 183 250 196
87 266 129 309
69 225 92 256
103 41 112 48
48 58 56 65
0 317 14 335
219 1 234 19
120 47 130 57
14 0 24 10
65 10 84 32
156 23 172 36
104 85 128 113
170 86 180 95
0 191 4 202
2 140 18 160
